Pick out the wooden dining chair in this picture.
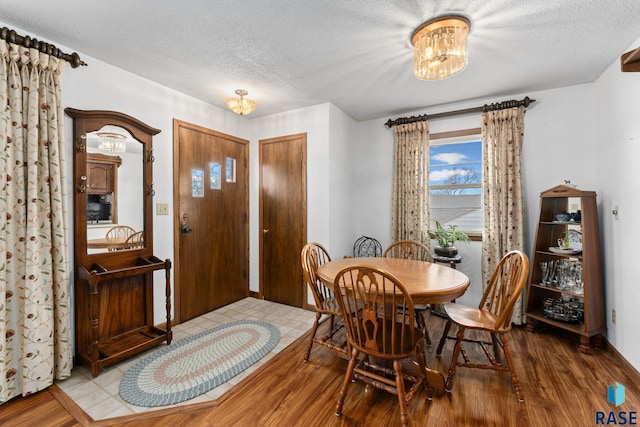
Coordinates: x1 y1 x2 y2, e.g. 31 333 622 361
383 240 434 263
124 230 144 249
333 265 431 427
440 250 529 402
300 242 349 362
383 240 434 346
105 225 136 251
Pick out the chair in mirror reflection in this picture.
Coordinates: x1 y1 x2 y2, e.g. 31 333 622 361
124 230 144 249
105 225 136 251
300 242 349 362
383 240 434 345
333 265 431 427
438 250 529 402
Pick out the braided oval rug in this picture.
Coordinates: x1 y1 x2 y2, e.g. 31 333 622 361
119 319 280 407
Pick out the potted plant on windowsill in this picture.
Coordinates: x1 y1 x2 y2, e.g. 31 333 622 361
428 221 470 257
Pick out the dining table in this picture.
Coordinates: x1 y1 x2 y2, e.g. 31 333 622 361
316 256 471 394
87 236 129 250
317 256 470 305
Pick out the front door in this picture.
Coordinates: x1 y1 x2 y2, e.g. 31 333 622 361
174 120 249 322
259 133 307 307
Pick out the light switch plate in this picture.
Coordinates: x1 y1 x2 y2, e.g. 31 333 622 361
156 203 169 215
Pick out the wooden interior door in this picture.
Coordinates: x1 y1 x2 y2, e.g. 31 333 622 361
174 120 249 322
259 133 307 307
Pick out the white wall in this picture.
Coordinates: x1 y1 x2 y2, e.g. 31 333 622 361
328 104 359 258
115 148 144 231
592 36 640 370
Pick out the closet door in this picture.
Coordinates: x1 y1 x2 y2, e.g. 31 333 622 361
259 133 307 308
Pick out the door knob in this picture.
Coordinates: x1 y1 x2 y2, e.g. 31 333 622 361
181 213 194 235
263 229 269 234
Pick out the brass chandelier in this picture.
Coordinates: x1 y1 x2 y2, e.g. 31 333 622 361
227 89 256 116
411 15 470 80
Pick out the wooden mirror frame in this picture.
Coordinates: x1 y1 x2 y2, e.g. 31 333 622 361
66 108 160 270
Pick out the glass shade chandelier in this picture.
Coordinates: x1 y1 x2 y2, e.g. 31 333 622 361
411 15 470 80
227 89 256 115
97 132 127 153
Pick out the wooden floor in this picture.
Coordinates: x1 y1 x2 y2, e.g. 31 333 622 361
1 312 638 427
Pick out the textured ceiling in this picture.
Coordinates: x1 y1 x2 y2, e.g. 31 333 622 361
1 0 639 121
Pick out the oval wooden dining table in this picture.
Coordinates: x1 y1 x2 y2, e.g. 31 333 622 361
316 256 471 394
317 257 470 305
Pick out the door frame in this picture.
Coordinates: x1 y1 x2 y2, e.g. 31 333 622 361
258 133 308 307
173 119 250 323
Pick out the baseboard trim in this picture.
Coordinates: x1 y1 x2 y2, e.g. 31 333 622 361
604 337 640 379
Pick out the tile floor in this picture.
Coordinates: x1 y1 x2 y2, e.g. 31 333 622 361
55 298 317 421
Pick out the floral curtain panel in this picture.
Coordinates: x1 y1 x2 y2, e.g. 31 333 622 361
391 122 430 243
0 40 71 402
481 107 526 325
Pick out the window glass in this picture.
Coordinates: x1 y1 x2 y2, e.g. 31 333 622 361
429 136 482 234
226 157 236 183
210 162 221 190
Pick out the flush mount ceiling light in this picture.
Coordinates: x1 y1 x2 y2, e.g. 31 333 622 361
97 131 127 153
227 89 256 116
411 15 470 80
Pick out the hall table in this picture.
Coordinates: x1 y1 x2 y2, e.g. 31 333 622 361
316 256 470 393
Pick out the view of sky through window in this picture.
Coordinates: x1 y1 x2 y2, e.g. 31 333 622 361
429 139 482 233
429 140 482 193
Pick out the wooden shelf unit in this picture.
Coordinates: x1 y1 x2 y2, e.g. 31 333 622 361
76 256 172 377
525 185 605 353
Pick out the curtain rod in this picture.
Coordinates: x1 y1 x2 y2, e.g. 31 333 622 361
0 26 86 68
384 96 535 128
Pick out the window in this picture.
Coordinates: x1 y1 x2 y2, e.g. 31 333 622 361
429 129 482 236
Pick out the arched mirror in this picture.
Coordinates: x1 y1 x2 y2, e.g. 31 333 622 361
66 108 160 268
84 126 144 253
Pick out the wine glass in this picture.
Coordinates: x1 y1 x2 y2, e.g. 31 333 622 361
556 260 570 290
539 261 549 285
547 260 557 286
572 263 584 295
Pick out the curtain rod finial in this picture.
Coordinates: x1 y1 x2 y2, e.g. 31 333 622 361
1 25 87 68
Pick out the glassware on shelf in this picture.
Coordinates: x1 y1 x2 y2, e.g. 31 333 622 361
542 295 584 322
548 259 558 286
541 258 583 294
572 263 584 295
556 260 571 290
539 261 549 286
